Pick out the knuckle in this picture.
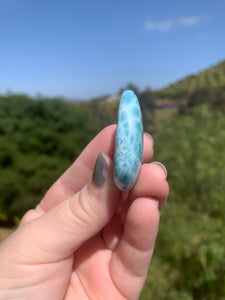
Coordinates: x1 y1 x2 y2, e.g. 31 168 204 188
68 184 100 227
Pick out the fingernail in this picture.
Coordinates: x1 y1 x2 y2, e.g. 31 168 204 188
92 151 109 187
144 132 154 145
152 161 167 178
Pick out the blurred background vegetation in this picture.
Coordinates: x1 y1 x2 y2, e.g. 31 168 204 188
0 60 225 299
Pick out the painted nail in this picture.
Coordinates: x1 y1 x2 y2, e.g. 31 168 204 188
152 161 167 178
92 151 109 187
113 90 143 191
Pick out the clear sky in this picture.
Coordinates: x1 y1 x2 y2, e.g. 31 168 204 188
0 0 225 100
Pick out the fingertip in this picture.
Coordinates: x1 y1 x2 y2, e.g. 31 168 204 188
150 161 167 179
101 124 117 137
143 132 154 163
148 162 169 211
126 197 160 244
144 132 154 146
130 163 169 211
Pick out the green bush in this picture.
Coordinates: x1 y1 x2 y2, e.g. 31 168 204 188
187 87 225 112
140 105 225 299
154 105 225 218
0 95 101 225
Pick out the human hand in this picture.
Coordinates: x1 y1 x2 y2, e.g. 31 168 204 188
0 125 169 300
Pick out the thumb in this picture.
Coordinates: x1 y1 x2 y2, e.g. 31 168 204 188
12 152 120 263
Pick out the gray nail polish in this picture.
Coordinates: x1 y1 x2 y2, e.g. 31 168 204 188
92 151 109 187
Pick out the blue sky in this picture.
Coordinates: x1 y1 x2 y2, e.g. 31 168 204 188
0 0 225 100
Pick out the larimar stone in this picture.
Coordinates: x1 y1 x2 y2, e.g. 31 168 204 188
113 90 143 190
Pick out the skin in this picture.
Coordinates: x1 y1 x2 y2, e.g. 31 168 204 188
0 125 169 300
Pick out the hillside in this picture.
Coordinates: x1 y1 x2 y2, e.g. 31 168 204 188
0 88 224 299
155 60 225 99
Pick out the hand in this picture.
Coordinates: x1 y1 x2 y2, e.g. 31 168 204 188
0 125 169 300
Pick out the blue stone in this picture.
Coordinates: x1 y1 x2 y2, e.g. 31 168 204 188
113 90 143 190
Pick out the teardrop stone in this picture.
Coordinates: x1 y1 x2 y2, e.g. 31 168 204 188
113 90 143 190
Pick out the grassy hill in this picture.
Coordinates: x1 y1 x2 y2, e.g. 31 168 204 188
155 60 225 99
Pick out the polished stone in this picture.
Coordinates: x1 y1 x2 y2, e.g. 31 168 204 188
113 90 143 190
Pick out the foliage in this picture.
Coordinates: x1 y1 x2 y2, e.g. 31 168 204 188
186 87 225 113
141 204 225 299
78 96 119 127
0 88 224 299
155 105 225 218
155 60 225 99
0 94 101 225
140 104 225 299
